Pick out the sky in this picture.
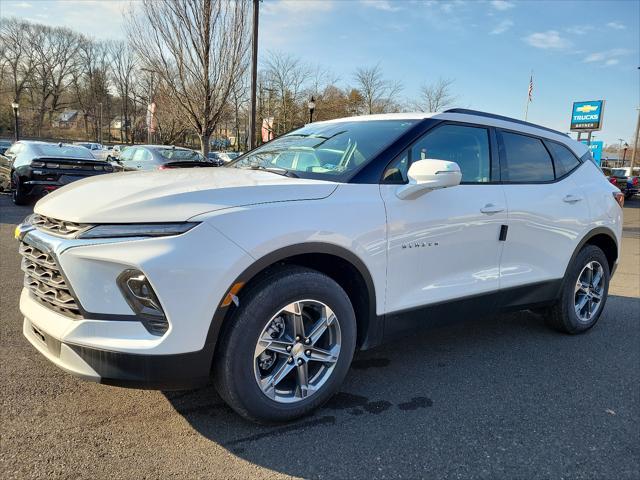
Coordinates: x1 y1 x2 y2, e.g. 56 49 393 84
1 0 638 146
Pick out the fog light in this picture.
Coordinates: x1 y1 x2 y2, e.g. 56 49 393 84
117 269 168 335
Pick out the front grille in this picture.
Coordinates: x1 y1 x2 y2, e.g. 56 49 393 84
20 243 82 318
31 214 89 238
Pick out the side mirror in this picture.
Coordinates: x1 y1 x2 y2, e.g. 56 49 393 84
396 159 462 200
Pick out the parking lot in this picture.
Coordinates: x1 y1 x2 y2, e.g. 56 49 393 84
1 193 638 480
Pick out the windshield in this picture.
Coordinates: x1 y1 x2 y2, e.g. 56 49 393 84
157 148 205 161
35 143 95 159
612 169 627 176
228 120 418 180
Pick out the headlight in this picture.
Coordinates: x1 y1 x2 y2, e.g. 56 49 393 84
77 222 198 239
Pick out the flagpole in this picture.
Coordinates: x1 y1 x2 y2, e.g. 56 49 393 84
524 70 533 121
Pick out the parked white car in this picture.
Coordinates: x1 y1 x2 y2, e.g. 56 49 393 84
17 109 623 423
73 142 110 161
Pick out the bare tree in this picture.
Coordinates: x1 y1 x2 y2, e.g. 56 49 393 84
127 0 249 155
73 38 110 140
108 40 136 143
263 51 311 134
415 77 457 112
353 63 402 114
0 18 38 104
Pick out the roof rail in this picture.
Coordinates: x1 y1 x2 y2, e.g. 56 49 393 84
443 108 568 137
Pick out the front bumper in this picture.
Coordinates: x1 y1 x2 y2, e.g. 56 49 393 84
23 311 211 389
18 219 254 389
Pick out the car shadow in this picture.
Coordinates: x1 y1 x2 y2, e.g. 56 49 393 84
163 297 639 479
0 193 34 226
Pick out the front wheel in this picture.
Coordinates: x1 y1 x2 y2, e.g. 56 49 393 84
213 266 357 424
544 245 610 334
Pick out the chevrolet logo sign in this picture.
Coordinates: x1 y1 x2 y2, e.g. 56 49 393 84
576 104 599 113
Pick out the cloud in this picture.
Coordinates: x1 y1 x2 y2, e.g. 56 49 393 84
583 48 631 64
360 0 402 12
565 25 594 35
490 19 513 34
606 22 626 30
11 1 33 7
490 0 514 11
524 30 571 50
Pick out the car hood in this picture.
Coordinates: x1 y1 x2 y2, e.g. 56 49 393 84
34 168 339 223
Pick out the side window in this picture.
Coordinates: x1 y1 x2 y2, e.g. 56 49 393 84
119 148 134 162
414 124 491 183
382 124 491 184
501 131 554 182
545 142 580 178
272 151 295 169
133 148 152 163
295 152 321 172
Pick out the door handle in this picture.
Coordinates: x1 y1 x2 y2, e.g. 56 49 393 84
563 194 583 203
480 203 504 214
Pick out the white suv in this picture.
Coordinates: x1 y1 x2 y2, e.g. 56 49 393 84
17 109 623 423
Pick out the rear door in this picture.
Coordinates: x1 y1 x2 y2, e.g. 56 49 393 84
497 131 591 290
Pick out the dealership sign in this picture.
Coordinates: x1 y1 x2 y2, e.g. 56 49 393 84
570 100 604 131
581 140 603 166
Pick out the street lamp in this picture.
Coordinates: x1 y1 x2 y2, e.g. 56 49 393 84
11 101 19 142
308 96 316 123
622 142 629 165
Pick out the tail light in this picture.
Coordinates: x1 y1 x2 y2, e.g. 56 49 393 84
612 191 624 208
633 177 639 185
158 165 168 170
609 177 617 185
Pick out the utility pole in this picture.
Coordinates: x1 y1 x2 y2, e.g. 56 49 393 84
99 102 103 144
11 101 19 142
631 106 640 170
631 67 640 170
248 0 259 150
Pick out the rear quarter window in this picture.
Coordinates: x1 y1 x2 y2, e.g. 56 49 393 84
545 141 580 177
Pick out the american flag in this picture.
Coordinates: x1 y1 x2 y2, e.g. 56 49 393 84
528 74 534 102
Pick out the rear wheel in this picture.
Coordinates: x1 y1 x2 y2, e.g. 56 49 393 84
11 173 29 205
544 245 610 334
213 266 356 424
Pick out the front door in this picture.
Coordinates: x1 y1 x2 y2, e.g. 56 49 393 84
380 122 507 316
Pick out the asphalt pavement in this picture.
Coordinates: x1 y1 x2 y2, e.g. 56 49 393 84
1 193 638 480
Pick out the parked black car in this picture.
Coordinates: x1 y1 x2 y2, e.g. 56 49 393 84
112 145 214 171
0 141 114 205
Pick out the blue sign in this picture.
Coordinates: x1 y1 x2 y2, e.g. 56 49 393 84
570 100 604 131
581 140 603 166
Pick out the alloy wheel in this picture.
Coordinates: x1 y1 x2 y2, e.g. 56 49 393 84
574 261 605 323
253 299 341 404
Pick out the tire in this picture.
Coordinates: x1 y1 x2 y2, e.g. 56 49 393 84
213 265 357 424
544 245 610 334
11 173 29 205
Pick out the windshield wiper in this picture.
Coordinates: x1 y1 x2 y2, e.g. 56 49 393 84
249 165 299 178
